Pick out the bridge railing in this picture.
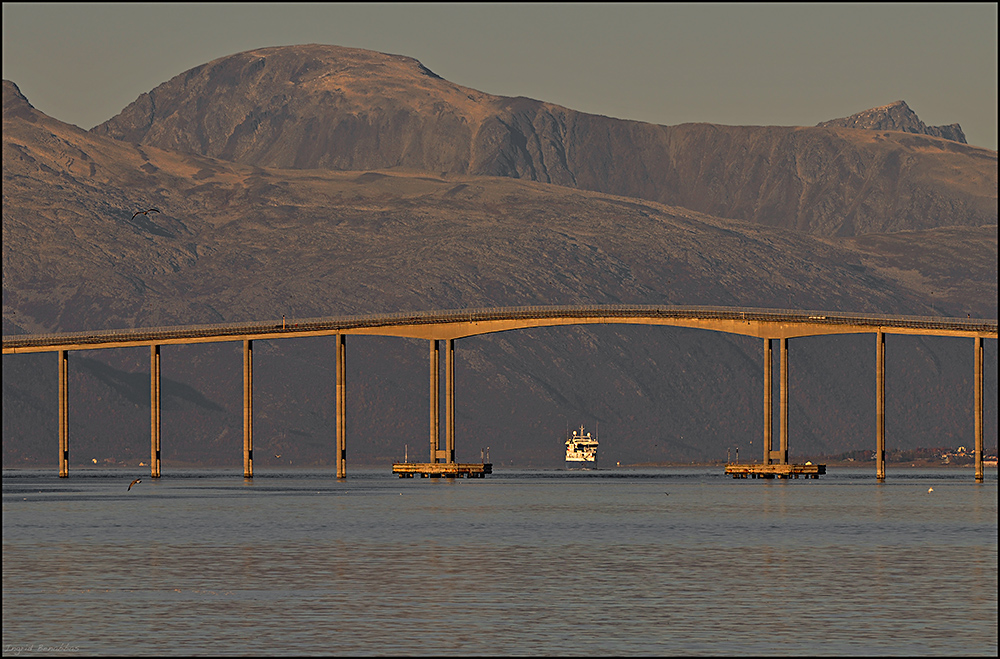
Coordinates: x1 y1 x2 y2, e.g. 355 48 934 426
3 305 997 351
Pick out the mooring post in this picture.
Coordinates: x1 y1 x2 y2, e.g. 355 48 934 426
243 339 253 478
336 333 346 479
779 338 789 465
763 338 772 465
430 339 440 462
974 336 983 483
876 330 886 481
150 344 161 478
58 349 69 478
446 338 455 463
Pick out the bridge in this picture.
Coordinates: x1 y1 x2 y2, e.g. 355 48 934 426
3 305 996 481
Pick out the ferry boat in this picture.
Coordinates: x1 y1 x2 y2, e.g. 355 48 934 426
565 425 599 467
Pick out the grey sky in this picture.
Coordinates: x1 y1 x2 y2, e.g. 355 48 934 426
3 3 997 149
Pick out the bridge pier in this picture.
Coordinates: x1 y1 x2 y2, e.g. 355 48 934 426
150 345 161 478
446 338 455 463
430 339 439 462
243 339 253 478
337 334 346 478
779 338 789 465
975 336 983 482
58 350 69 478
762 338 789 465
876 330 886 481
429 339 456 463
763 339 772 464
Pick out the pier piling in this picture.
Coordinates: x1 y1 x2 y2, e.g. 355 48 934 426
763 338 772 464
975 336 984 482
337 334 346 478
58 350 69 478
876 330 886 481
430 339 440 462
446 339 455 463
150 345 161 478
243 339 253 478
779 338 789 465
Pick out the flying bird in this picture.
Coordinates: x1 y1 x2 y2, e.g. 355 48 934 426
128 478 142 491
131 208 160 220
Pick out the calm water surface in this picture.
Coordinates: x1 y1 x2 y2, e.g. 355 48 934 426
3 466 997 656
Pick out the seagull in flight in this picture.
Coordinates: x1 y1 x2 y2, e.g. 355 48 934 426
128 478 142 491
131 208 160 220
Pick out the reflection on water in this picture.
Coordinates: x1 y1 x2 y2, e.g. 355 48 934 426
3 467 997 655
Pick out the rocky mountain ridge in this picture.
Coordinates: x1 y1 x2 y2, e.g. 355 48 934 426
91 45 996 237
817 100 967 144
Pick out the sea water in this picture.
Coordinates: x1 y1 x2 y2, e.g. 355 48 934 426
2 466 997 656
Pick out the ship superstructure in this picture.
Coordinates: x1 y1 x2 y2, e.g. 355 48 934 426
565 425 598 466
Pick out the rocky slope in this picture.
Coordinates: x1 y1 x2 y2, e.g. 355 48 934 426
11 78 993 334
92 45 996 237
817 100 967 144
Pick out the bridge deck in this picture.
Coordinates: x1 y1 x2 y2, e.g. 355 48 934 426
4 305 996 354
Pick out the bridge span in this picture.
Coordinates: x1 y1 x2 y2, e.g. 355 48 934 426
3 305 996 481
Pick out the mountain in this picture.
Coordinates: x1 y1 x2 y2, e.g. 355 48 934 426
92 45 996 237
2 45 997 469
817 100 967 144
2 78 35 118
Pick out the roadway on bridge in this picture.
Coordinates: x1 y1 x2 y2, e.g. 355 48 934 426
4 305 996 353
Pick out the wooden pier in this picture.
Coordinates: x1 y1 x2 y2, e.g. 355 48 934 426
392 462 492 478
725 463 826 479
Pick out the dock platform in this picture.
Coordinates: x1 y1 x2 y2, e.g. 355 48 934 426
725 463 826 479
392 462 493 478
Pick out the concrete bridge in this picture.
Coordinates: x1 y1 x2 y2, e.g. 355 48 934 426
3 305 996 481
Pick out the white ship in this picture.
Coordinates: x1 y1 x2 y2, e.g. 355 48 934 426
565 425 598 467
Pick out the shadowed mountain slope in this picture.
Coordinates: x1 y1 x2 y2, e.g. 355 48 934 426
92 45 996 237
6 78 995 333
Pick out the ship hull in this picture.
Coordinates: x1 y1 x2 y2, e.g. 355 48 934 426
565 458 597 469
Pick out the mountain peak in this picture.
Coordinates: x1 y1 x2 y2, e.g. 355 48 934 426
2 79 38 120
90 44 495 168
817 100 966 143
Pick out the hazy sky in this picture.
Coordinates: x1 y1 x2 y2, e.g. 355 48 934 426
3 3 997 149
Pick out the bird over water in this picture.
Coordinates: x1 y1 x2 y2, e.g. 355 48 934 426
128 478 141 491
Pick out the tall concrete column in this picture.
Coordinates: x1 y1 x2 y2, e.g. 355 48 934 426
243 339 253 478
779 338 789 465
58 350 69 478
336 334 346 479
974 336 984 483
876 330 886 481
430 340 440 462
150 344 161 478
763 339 772 464
446 339 455 463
